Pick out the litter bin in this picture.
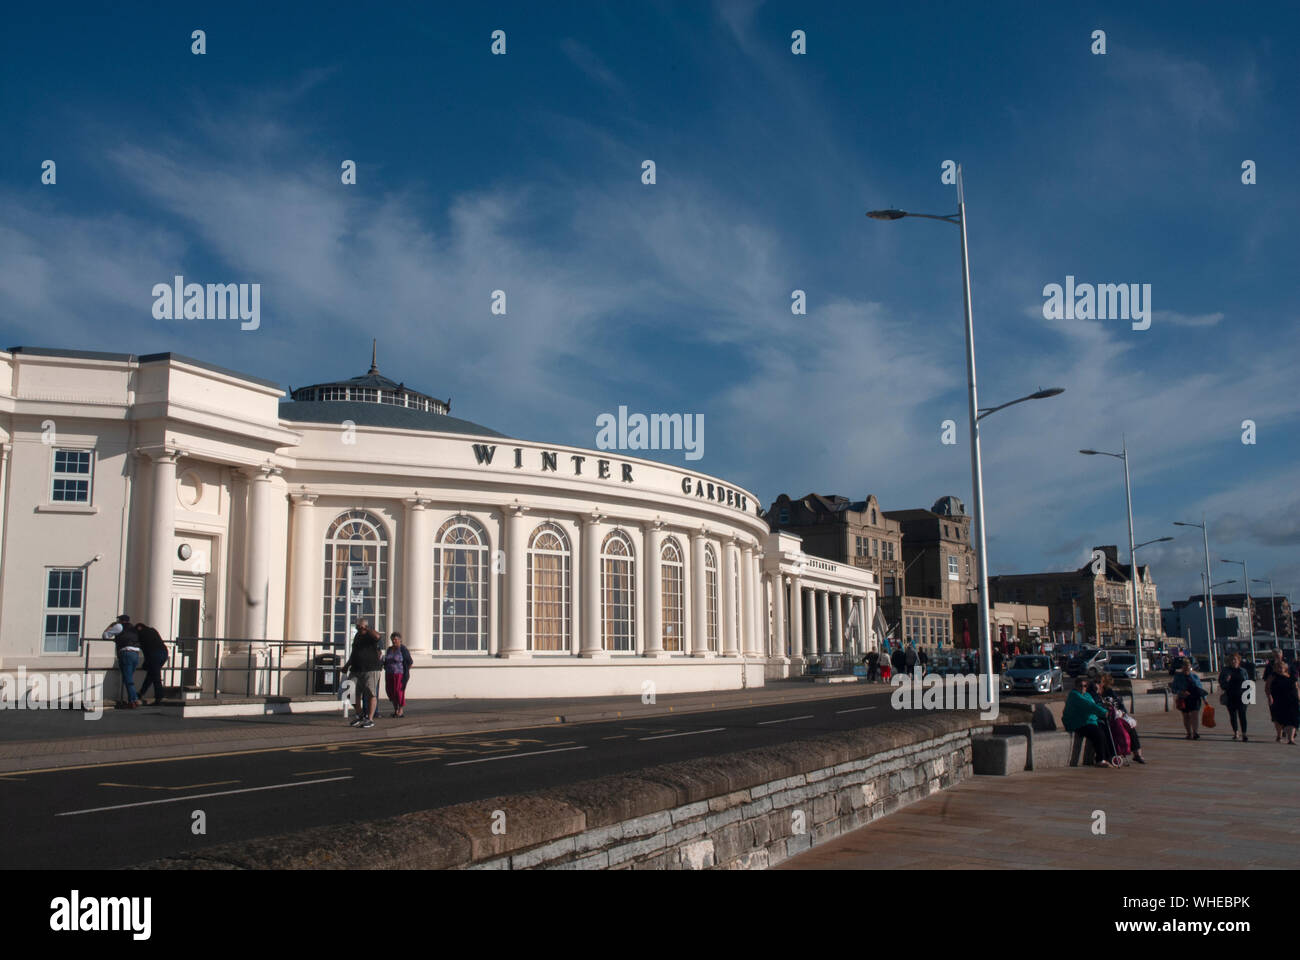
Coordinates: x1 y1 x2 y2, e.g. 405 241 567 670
314 653 340 694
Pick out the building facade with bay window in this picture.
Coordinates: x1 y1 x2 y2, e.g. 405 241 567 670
0 346 875 701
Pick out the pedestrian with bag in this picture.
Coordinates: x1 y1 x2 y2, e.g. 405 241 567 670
135 622 169 706
103 614 142 709
1098 673 1146 763
1171 659 1208 740
1218 652 1251 742
383 631 413 718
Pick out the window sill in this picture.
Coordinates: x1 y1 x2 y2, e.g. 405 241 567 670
36 503 99 515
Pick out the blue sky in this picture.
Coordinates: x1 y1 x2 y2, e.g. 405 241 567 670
3 1 1298 612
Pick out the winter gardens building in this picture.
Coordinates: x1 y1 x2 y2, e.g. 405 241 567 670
0 346 875 701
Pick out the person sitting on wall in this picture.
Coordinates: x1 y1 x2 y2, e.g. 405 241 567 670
1063 677 1116 768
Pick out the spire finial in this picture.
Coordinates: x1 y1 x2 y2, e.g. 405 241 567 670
369 338 378 374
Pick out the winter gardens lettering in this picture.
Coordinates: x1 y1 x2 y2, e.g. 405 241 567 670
469 443 750 513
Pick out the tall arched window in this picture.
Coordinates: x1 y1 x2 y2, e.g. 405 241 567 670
601 529 636 652
322 510 388 650
705 543 719 652
528 522 570 652
660 537 685 652
432 516 489 651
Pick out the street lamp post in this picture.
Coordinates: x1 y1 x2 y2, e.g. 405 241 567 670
1174 516 1218 672
1251 577 1278 653
1220 558 1256 665
868 167 1063 707
1079 439 1148 678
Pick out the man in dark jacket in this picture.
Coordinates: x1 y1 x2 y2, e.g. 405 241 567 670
891 647 906 676
135 622 169 706
103 615 142 707
343 619 383 728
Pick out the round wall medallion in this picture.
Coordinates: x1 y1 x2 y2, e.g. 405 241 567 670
177 470 203 507
178 543 193 561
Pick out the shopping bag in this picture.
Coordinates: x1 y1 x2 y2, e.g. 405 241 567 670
1201 703 1216 728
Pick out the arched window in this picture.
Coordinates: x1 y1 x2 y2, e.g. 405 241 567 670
705 544 719 651
660 537 684 652
528 522 570 652
322 510 388 650
432 516 489 651
601 530 636 651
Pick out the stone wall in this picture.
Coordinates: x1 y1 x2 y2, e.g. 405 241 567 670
144 712 994 871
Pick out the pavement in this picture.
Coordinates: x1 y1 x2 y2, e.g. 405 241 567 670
0 677 896 774
779 706 1299 869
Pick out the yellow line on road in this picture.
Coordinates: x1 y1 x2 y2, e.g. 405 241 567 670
100 780 239 791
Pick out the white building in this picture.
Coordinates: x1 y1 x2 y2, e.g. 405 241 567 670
0 346 875 700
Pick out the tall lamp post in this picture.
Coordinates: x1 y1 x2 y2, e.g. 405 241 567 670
1174 517 1218 672
1079 439 1149 678
1251 576 1278 653
867 165 1062 705
1220 558 1256 665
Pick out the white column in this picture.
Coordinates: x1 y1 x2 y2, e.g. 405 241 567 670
772 572 787 660
0 443 10 591
502 503 529 657
645 522 666 657
789 577 804 662
740 543 757 656
722 539 740 657
690 529 709 657
146 450 180 635
243 464 279 645
403 497 433 653
580 512 606 657
287 492 319 643
831 592 843 654
817 589 830 659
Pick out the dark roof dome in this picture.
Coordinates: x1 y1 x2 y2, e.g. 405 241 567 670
932 495 965 517
281 341 507 438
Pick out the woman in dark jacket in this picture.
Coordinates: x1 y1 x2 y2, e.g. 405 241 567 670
1170 660 1208 740
1268 661 1299 745
1218 652 1251 742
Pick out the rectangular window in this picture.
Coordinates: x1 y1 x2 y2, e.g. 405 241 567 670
947 556 959 581
872 538 879 558
51 449 93 503
883 577 895 597
1098 606 1108 622
43 568 85 653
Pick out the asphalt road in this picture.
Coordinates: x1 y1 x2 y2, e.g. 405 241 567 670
0 688 907 868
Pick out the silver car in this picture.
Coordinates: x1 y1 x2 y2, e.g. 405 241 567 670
1001 654 1064 694
1104 653 1139 679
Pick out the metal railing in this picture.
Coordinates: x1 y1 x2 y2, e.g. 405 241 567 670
81 637 350 702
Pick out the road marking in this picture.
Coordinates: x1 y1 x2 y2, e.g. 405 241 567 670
758 715 815 725
293 768 351 777
835 707 878 715
56 776 353 816
99 780 239 791
602 735 628 740
638 727 725 741
445 745 587 766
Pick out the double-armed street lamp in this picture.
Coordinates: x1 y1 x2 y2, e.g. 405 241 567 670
1174 516 1218 671
1079 441 1154 678
868 166 1064 704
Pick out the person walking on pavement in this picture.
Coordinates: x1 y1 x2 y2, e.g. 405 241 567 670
103 615 142 708
866 650 879 682
918 647 929 676
1219 652 1251 742
1264 649 1286 741
343 618 383 728
993 648 1005 675
135 622 169 706
1268 660 1299 745
891 646 906 677
1171 659 1208 740
904 643 917 676
383 631 413 718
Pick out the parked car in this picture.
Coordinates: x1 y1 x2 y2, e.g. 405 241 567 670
927 655 965 677
1103 652 1140 680
1001 655 1064 694
1066 647 1109 677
